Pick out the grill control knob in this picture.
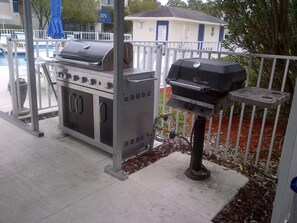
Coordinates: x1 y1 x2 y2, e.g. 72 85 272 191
104 82 113 89
88 79 96 85
63 73 71 79
72 75 80 81
81 77 88 83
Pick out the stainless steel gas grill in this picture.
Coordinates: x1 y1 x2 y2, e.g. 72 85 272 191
166 58 246 180
55 40 156 156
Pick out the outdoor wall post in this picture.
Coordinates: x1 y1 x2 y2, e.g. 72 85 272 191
104 0 128 180
271 78 297 222
153 44 162 118
23 0 43 137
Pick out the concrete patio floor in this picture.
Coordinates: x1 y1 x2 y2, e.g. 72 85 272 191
0 117 248 223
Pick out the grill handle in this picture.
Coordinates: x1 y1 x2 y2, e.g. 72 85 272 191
75 96 84 115
99 102 107 123
69 93 77 113
167 80 209 92
59 58 100 66
127 77 157 83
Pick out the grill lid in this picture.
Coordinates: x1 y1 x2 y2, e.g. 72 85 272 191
166 58 246 117
59 40 133 71
166 58 246 93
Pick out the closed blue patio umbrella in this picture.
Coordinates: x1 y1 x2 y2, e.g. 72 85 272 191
47 0 64 39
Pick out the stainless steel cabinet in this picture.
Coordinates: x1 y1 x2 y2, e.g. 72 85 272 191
61 86 94 139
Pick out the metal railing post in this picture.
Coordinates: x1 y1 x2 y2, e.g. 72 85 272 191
7 38 18 117
289 177 297 222
271 79 297 222
154 44 163 118
104 0 128 180
23 0 43 136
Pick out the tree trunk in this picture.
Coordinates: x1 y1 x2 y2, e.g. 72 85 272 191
18 0 24 28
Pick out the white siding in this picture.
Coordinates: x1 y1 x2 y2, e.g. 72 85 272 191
130 18 225 44
132 20 157 41
168 20 198 42
0 1 49 29
0 1 12 14
204 25 221 42
0 1 21 27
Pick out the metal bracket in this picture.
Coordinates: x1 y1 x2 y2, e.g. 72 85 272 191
104 164 129 181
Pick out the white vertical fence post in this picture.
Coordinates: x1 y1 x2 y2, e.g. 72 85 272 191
271 78 297 222
153 44 163 118
7 38 18 117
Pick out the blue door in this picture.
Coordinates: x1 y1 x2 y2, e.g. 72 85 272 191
198 24 205 50
219 26 224 42
156 21 169 42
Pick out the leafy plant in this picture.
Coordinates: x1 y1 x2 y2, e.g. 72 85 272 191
16 78 27 85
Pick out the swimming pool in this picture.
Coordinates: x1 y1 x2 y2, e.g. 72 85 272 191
0 52 26 66
0 49 56 66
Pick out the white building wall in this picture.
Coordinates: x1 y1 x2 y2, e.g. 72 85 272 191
204 25 221 42
132 20 157 41
0 0 45 30
168 20 198 42
0 1 21 26
0 1 13 15
130 18 224 44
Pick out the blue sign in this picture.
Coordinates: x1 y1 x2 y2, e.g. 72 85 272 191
100 9 112 24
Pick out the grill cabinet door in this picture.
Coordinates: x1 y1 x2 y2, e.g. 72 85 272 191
76 91 94 139
61 86 94 139
61 86 78 131
99 97 113 147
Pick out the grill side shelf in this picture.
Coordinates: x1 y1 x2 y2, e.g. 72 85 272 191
229 87 290 109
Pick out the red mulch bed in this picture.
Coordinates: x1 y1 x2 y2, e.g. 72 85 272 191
151 86 282 222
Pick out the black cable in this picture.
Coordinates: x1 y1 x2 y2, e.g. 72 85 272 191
152 113 194 149
190 117 198 148
179 135 192 149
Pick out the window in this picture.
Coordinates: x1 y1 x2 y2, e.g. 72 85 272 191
13 0 18 13
101 0 114 6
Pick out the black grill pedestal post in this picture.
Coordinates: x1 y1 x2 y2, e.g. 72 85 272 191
185 116 211 180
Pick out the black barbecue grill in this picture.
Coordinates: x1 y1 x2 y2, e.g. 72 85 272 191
166 58 246 118
166 58 246 180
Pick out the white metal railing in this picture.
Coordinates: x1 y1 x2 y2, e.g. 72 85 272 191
2 38 296 173
2 37 297 222
132 43 296 173
3 38 69 115
131 41 224 52
0 29 132 41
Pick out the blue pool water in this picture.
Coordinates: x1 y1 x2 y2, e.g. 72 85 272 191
0 52 27 66
0 46 55 66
